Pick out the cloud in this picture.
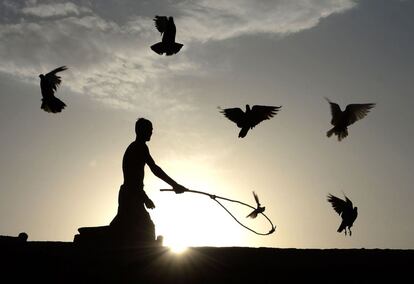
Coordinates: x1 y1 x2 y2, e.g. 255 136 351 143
0 0 356 110
177 0 356 42
22 2 92 18
0 6 195 111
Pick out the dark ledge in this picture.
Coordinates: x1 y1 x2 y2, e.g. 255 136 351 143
1 241 413 283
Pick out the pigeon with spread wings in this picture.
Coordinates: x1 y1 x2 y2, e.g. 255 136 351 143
219 104 281 138
151 16 183 56
325 98 375 141
327 193 358 236
246 191 265 219
39 66 68 113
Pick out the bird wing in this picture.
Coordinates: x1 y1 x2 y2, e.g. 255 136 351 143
352 207 358 222
253 191 260 206
45 66 68 76
249 105 281 128
345 195 354 211
153 16 168 34
219 107 245 126
325 97 342 121
327 194 346 216
246 210 258 219
344 103 376 125
43 66 67 93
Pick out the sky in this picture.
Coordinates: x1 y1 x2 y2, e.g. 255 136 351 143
0 0 414 250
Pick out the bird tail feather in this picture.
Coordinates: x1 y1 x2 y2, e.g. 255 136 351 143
166 43 183 55
338 129 348 141
238 127 249 138
152 42 183 56
41 97 66 113
327 127 348 141
151 42 165 55
326 127 335 138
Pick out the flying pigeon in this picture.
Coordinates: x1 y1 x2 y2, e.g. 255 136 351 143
151 16 183 56
39 66 68 113
219 104 281 138
246 191 265 219
327 193 358 236
325 98 375 141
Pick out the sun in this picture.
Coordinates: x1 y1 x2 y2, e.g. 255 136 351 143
148 172 249 249
152 190 248 249
168 244 188 254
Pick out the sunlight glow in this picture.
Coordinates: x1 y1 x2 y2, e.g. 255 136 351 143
148 162 258 248
169 244 188 254
152 187 249 248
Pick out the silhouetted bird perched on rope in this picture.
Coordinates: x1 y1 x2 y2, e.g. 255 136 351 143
325 98 375 141
327 193 358 236
39 66 68 113
246 191 265 219
151 16 183 56
219 104 281 138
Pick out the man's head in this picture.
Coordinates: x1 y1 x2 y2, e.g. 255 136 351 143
135 118 153 141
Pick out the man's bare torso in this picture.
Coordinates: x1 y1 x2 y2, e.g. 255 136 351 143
122 140 149 187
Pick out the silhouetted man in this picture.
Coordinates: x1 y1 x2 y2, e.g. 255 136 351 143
110 118 187 246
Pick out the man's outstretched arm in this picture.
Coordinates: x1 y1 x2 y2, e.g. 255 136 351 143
147 154 187 193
